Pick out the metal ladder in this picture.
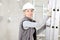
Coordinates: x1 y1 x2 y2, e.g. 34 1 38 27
46 0 60 40
32 0 60 40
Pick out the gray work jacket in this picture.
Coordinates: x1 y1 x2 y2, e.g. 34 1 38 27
19 17 36 40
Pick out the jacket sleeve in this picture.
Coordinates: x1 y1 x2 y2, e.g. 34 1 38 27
23 21 46 30
23 15 50 29
23 21 38 29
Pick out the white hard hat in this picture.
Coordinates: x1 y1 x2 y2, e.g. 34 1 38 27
22 2 35 10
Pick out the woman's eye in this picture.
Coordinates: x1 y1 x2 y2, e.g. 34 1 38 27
27 10 29 12
31 10 33 12
26 10 33 12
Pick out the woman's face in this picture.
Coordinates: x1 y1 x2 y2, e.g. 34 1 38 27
24 9 34 19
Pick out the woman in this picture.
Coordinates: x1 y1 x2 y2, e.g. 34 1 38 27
19 2 50 40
